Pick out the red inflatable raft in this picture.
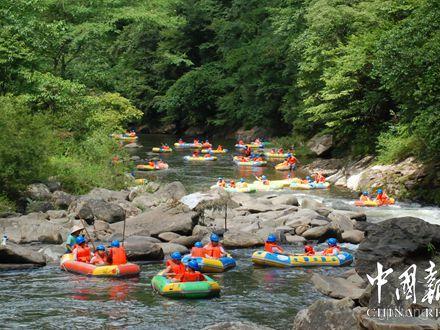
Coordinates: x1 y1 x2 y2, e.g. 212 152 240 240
60 254 141 277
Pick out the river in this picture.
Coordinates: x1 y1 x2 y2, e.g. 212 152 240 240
1 134 439 329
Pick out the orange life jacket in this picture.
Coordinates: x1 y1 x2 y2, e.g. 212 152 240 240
376 193 389 202
360 195 370 202
191 247 206 258
204 243 223 259
166 260 185 275
91 252 108 265
316 174 326 183
109 247 127 265
181 270 205 282
287 157 297 165
76 245 91 263
217 145 223 151
323 246 341 256
264 242 284 253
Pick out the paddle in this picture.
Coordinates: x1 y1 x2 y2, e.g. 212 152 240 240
79 218 96 250
122 214 127 247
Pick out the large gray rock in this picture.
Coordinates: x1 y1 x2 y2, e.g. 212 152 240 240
359 315 440 330
0 242 46 265
311 274 365 300
307 133 333 156
300 198 325 211
301 225 331 240
270 195 299 206
0 213 65 244
156 181 187 202
86 188 128 202
328 211 354 233
111 207 197 237
292 298 359 330
180 190 224 210
26 200 54 213
46 210 67 219
283 209 321 228
123 236 164 261
26 183 51 201
341 230 365 244
192 225 213 238
285 234 306 244
222 230 264 248
170 235 199 248
39 245 65 263
68 198 125 223
203 321 273 330
131 195 157 210
158 232 181 242
52 191 76 209
158 242 189 255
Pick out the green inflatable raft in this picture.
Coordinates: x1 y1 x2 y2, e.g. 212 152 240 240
151 271 221 299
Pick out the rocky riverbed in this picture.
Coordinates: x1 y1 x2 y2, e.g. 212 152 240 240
1 180 440 329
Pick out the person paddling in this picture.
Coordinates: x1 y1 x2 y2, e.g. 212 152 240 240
375 188 390 205
164 251 186 281
107 240 127 265
180 260 205 282
204 234 226 259
65 225 84 253
359 191 371 202
190 242 205 258
90 245 108 265
264 234 284 254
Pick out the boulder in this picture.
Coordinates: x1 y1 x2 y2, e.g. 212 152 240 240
192 225 213 239
46 210 67 219
180 191 224 210
26 183 51 201
86 188 128 202
222 230 264 248
270 195 299 206
292 298 359 330
158 232 181 242
123 142 141 148
295 225 310 236
310 219 329 227
26 201 54 213
68 198 125 223
52 191 76 209
0 242 46 265
203 321 273 330
111 207 196 237
0 213 65 244
307 133 333 156
341 230 365 244
155 181 187 202
285 234 306 244
300 198 325 211
283 209 321 228
46 180 62 193
123 236 164 261
39 245 65 263
170 235 199 248
93 220 110 232
158 242 189 255
311 274 365 300
116 200 141 218
236 203 281 214
359 315 440 330
301 225 331 240
131 195 157 210
328 211 354 233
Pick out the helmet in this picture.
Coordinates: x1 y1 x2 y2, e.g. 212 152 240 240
306 176 311 181
188 260 200 271
218 177 223 181
111 240 120 248
171 251 182 260
96 245 106 251
262 175 267 180
210 233 219 242
76 236 85 245
287 153 292 157
362 191 368 196
267 234 277 243
194 242 203 248
327 238 338 246
240 178 245 182
377 189 383 194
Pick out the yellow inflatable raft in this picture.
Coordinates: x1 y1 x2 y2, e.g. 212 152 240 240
152 147 172 153
251 251 353 267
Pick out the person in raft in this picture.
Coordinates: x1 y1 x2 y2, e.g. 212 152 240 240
375 188 390 204
303 241 316 256
204 233 227 259
107 240 127 265
65 225 84 253
359 191 371 202
164 251 186 280
90 245 108 265
192 150 200 157
217 177 226 187
320 238 341 256
286 153 298 170
264 234 284 254
258 175 269 185
180 260 205 282
314 172 326 183
73 236 92 263
190 242 206 258
237 178 248 188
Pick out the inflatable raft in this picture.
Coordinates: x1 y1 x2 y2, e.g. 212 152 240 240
111 133 138 142
289 181 330 190
151 271 220 299
184 155 217 161
136 163 169 171
355 198 395 207
152 147 172 153
251 251 353 267
265 152 289 159
251 181 285 191
182 255 236 273
235 143 264 149
174 142 202 149
275 162 297 171
210 184 256 193
233 157 267 167
60 254 141 277
201 149 228 154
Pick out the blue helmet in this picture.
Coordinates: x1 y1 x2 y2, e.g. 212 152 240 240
327 238 338 246
188 260 200 271
267 234 277 243
194 242 203 248
377 189 383 194
111 240 120 247
96 245 106 251
306 176 311 181
262 175 267 180
240 178 245 182
210 233 219 242
362 191 369 196
287 153 292 157
76 236 85 245
171 251 182 260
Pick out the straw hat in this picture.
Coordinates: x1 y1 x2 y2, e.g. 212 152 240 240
70 225 84 235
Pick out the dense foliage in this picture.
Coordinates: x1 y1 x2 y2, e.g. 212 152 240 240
0 0 438 208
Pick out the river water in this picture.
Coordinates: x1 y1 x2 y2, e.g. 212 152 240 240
1 134 439 329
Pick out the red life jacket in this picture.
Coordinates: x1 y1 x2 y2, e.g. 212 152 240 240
304 245 315 256
181 270 205 282
204 243 223 259
109 247 127 265
91 252 108 265
264 242 284 253
191 247 206 258
76 245 91 263
166 260 185 275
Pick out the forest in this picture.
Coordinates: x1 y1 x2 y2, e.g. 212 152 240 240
0 0 439 209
